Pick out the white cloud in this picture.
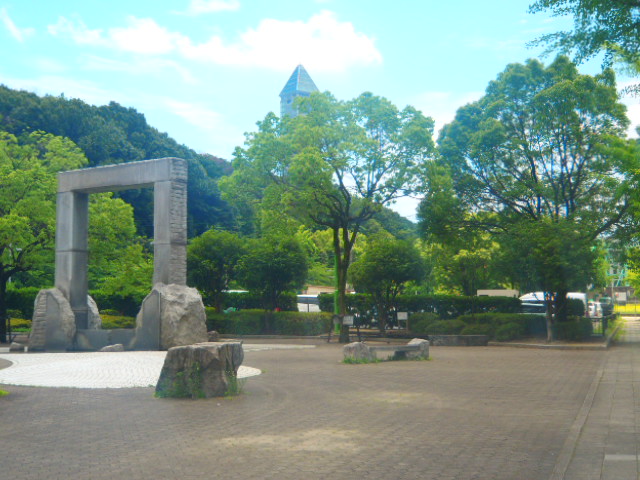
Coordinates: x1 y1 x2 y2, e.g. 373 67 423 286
0 7 34 42
109 17 184 54
81 55 199 85
183 0 240 15
181 10 382 72
48 11 381 73
48 16 105 45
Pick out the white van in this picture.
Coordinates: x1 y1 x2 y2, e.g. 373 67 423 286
519 292 587 315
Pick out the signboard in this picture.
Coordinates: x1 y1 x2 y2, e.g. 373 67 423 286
397 312 408 320
342 315 354 326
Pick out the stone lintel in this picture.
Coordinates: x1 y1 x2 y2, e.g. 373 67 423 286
58 157 187 193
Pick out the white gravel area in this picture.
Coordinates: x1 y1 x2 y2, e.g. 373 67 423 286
0 344 313 389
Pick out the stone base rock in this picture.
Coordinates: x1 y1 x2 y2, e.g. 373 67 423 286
29 288 76 351
99 344 124 352
155 342 244 398
87 296 102 329
207 331 219 342
133 283 208 350
407 338 430 359
343 342 375 362
9 342 25 352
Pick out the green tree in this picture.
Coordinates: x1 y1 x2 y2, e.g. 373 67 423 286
529 0 640 90
350 236 425 334
0 131 87 342
419 57 635 339
187 229 246 312
223 91 435 342
236 237 308 312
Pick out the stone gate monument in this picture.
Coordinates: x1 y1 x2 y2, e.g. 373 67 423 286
29 157 207 351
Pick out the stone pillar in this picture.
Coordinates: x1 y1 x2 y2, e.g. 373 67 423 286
153 160 187 285
54 191 89 329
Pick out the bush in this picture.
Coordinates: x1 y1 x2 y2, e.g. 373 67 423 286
495 322 525 341
456 313 546 339
424 319 466 335
90 289 147 317
205 309 331 336
101 314 136 329
319 293 521 319
219 291 298 312
460 324 493 336
554 316 593 341
7 317 31 331
5 286 40 319
409 312 440 334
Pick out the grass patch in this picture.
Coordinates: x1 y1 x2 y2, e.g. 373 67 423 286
0 389 9 397
224 372 246 397
343 357 382 364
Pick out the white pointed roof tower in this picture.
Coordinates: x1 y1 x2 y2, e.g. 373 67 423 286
279 64 319 118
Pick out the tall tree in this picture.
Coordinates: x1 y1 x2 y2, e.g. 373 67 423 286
222 92 435 341
236 237 308 312
0 131 87 342
529 0 640 90
419 57 636 339
350 236 425 334
187 229 246 312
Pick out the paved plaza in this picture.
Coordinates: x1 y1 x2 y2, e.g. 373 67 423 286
0 320 639 479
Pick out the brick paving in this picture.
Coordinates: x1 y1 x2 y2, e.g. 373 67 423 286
0 338 612 480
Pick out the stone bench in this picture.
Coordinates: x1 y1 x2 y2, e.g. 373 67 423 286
343 338 429 362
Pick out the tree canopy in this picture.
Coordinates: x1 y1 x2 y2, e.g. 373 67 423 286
419 56 636 338
222 91 435 341
529 0 640 83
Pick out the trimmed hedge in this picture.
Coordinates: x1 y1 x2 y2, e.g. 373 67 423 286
101 314 136 329
319 293 521 321
220 291 298 312
206 308 332 336
554 316 593 341
5 286 40 319
90 289 146 317
408 312 547 342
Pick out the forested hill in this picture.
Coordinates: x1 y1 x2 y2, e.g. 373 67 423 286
0 85 235 236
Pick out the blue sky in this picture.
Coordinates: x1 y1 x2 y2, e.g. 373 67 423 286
1 0 638 218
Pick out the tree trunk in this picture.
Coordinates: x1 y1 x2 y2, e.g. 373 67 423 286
545 291 554 342
0 276 7 344
554 288 569 323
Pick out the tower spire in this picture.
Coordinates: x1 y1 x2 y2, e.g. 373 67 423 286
279 64 319 118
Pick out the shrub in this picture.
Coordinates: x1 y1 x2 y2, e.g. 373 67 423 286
8 317 31 332
425 319 466 335
457 313 546 339
554 316 593 341
101 315 136 329
220 291 298 312
319 293 521 319
205 309 330 336
495 322 525 341
409 312 440 334
5 286 40 319
460 324 493 336
90 289 146 317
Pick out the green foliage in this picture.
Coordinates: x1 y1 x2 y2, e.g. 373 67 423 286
495 322 526 342
343 356 382 364
90 287 147 317
205 309 332 336
100 314 136 329
220 291 297 312
425 319 466 335
409 312 441 334
222 91 435 342
224 373 246 397
554 316 594 341
0 86 236 237
0 390 8 397
460 324 494 336
7 317 31 332
350 236 425 333
529 0 640 89
155 363 205 399
187 230 246 312
236 237 308 311
5 286 39 319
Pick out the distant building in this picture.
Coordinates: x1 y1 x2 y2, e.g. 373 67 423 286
279 64 319 118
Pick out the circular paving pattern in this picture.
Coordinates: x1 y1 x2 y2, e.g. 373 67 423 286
0 350 263 389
